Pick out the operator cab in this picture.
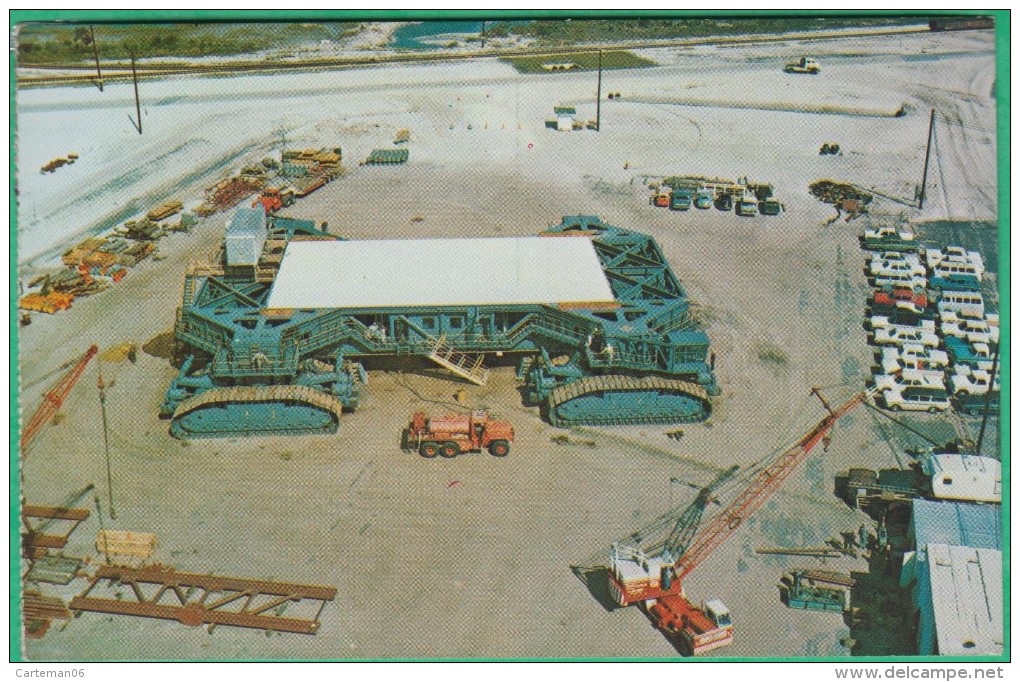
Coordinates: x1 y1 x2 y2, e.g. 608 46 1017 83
704 599 732 627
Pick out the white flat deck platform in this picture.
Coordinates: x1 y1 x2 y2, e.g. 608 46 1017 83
266 236 616 309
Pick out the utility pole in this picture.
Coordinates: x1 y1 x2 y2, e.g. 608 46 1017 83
918 108 935 209
595 49 603 132
481 21 486 49
97 365 116 519
975 342 1000 455
89 26 103 92
280 127 288 178
130 53 142 134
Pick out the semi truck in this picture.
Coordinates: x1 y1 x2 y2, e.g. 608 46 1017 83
407 410 514 458
837 451 1001 510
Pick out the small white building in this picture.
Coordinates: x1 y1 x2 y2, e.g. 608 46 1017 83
554 105 576 132
904 544 1003 656
900 499 1003 656
224 207 267 267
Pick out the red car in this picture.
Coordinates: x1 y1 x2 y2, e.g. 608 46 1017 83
871 286 928 310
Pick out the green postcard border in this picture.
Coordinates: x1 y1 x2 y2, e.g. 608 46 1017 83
8 7 1010 664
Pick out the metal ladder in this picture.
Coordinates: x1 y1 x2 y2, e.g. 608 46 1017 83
426 334 489 386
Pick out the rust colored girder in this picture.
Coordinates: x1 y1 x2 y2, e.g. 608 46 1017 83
22 505 90 550
23 505 91 521
70 565 336 635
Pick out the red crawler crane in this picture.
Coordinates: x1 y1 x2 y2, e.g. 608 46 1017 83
20 345 99 454
605 386 875 656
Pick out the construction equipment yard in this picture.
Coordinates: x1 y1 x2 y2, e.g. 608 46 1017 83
15 23 1001 660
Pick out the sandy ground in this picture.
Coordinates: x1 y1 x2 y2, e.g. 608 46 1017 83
16 28 999 660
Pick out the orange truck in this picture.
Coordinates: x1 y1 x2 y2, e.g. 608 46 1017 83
253 187 296 214
407 410 514 458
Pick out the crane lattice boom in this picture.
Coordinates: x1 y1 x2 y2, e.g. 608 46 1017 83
675 390 867 580
20 345 99 453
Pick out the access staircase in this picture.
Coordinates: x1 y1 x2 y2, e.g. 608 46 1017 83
426 334 490 386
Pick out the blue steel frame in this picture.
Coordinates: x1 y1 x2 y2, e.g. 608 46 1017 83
161 215 718 428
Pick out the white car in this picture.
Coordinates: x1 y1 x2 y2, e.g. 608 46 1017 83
881 385 951 413
864 226 917 244
874 272 928 290
948 368 1000 396
940 308 997 326
870 258 926 279
881 344 949 374
873 326 940 348
941 317 999 345
869 251 921 268
873 368 946 391
925 246 985 275
870 306 934 330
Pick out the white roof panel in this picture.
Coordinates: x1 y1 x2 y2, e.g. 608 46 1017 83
926 544 1003 656
924 454 1001 504
267 236 616 309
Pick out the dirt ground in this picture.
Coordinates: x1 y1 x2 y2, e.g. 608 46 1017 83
17 28 999 660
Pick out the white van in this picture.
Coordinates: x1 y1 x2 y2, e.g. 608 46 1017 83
874 271 927 290
932 260 983 283
937 290 985 319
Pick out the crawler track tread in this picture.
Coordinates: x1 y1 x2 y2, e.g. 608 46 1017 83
171 385 342 439
546 375 711 427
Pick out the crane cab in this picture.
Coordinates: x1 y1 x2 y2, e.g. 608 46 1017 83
703 599 732 628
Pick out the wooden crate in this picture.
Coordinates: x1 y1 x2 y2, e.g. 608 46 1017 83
96 530 157 561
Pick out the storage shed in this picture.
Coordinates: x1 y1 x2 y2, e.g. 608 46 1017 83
908 544 1003 656
899 499 1004 656
225 208 267 267
554 106 576 131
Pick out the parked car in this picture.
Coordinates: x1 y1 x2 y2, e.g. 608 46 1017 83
870 258 926 279
869 305 937 330
872 326 940 348
881 343 949 374
941 315 999 346
953 390 1000 416
860 226 918 252
944 337 994 372
936 290 985 319
948 368 1000 397
928 274 982 293
870 285 928 310
874 271 927 290
872 368 946 392
880 385 951 413
925 246 985 276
